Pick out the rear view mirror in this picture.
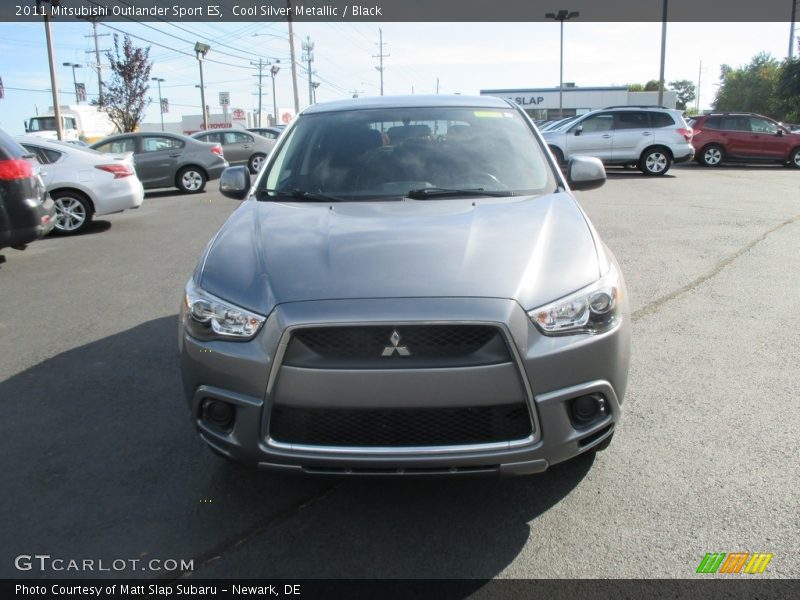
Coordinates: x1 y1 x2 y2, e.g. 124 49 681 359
219 166 251 200
566 156 606 191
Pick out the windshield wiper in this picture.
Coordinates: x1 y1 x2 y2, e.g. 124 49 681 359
406 187 514 199
260 189 346 202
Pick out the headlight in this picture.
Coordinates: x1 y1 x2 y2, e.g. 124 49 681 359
183 279 265 341
528 265 621 336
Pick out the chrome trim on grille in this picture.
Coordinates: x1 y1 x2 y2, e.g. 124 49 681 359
261 319 542 455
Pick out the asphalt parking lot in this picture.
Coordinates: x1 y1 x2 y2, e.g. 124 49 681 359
1 164 798 579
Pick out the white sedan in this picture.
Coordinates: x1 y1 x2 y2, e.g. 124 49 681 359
16 135 144 235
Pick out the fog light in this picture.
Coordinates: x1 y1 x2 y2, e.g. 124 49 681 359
570 393 607 427
202 399 235 431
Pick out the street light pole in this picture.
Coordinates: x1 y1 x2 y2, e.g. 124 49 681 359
194 42 210 130
152 77 165 131
790 0 798 60
545 9 579 118
270 65 280 125
63 62 82 104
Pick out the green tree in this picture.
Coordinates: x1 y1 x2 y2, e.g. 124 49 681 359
668 79 696 110
627 83 645 92
776 58 800 122
713 52 780 117
644 79 660 91
94 35 153 132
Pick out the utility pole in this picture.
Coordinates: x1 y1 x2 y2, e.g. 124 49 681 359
302 36 315 105
251 58 265 127
657 0 668 106
270 65 280 125
43 10 64 140
436 77 440 94
373 28 389 96
695 60 702 112
83 17 108 106
286 0 300 113
790 0 798 60
152 77 165 131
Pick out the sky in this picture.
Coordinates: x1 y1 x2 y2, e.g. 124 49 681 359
0 19 792 134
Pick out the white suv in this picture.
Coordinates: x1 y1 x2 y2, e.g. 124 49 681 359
542 106 694 176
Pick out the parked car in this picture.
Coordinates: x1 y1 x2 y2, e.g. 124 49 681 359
90 132 227 193
539 116 579 132
543 106 694 175
17 135 144 235
192 128 275 173
179 95 630 475
0 128 54 258
248 126 285 141
688 113 800 168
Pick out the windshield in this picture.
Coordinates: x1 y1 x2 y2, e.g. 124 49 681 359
28 117 57 132
259 106 555 200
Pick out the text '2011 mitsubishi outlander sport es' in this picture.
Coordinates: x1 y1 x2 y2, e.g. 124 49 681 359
179 95 631 476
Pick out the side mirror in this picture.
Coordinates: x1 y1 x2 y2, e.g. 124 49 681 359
573 125 583 136
566 156 606 191
24 122 29 133
777 129 785 136
219 166 251 200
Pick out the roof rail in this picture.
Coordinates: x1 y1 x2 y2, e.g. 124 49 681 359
603 105 671 109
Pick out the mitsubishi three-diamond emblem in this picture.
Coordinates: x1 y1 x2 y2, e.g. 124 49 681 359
381 330 411 357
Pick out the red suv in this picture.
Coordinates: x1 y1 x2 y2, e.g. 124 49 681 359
689 113 800 168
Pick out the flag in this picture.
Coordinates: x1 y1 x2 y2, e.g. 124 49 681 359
161 98 169 114
76 82 86 102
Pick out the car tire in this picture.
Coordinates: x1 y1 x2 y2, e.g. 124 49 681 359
248 153 267 174
700 144 724 167
51 190 94 235
548 146 565 167
788 147 800 169
176 166 207 193
639 147 672 176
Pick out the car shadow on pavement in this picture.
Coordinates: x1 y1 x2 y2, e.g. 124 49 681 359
145 190 209 199
48 219 112 237
0 316 593 580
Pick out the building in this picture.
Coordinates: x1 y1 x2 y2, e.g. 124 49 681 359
480 86 678 120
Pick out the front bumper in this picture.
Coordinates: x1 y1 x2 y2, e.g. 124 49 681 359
179 297 630 475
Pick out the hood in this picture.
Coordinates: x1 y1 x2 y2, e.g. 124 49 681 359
199 193 601 315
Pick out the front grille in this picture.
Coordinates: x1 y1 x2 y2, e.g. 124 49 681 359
269 403 532 447
283 325 511 369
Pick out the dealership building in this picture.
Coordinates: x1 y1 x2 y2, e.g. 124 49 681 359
480 86 678 120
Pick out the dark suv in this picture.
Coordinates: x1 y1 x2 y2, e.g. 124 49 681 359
689 113 800 168
0 128 55 260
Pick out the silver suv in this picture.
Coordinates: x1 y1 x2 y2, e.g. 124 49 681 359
542 106 694 176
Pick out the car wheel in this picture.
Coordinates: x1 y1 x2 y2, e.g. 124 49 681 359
789 147 800 169
548 146 564 166
177 167 207 193
248 153 267 173
639 148 672 176
700 144 724 167
51 190 93 235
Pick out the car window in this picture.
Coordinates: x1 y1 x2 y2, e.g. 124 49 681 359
704 117 722 129
614 112 650 130
261 106 555 199
577 113 614 133
65 117 77 130
142 136 184 152
21 145 62 164
721 117 750 132
94 138 135 154
749 117 778 134
196 132 222 144
650 112 676 127
224 132 253 144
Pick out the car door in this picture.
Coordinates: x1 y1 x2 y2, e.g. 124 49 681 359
720 116 751 158
222 131 255 165
611 111 652 162
565 112 615 161
134 135 185 188
747 116 787 159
